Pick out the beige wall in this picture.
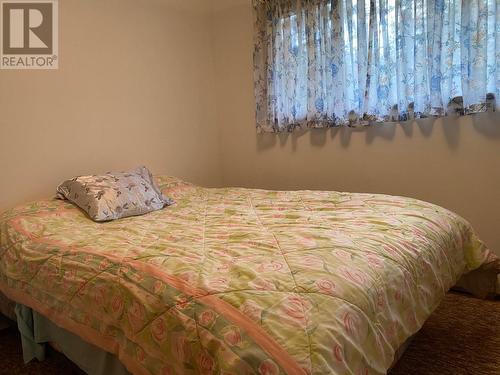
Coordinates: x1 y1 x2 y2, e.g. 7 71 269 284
0 0 221 211
212 0 500 256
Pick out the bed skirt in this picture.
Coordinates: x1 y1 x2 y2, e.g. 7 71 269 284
13 304 131 375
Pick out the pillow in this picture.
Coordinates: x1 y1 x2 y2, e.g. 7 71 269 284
56 166 173 222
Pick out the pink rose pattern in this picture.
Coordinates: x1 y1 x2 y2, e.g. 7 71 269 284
199 310 216 328
222 326 243 347
259 359 280 375
111 293 124 317
152 317 167 342
280 295 313 327
171 331 191 364
0 175 497 375
316 278 337 295
207 277 230 292
248 277 277 291
127 300 146 333
257 260 287 273
198 351 215 375
240 300 263 322
298 255 325 270
333 344 344 362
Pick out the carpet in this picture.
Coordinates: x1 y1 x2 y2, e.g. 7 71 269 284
0 293 498 375
0 328 83 375
390 292 500 375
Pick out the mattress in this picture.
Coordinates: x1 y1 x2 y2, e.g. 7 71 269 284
0 176 498 375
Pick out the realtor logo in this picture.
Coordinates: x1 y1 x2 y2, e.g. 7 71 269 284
1 0 58 69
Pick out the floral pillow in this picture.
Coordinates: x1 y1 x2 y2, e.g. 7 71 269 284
57 166 173 222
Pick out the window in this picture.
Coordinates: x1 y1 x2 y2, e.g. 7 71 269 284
253 0 498 132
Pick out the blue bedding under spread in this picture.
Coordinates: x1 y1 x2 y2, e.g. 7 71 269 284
13 304 130 375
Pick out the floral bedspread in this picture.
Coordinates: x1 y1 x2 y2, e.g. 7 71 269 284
0 176 498 375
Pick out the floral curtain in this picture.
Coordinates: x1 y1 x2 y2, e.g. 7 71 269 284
253 0 499 132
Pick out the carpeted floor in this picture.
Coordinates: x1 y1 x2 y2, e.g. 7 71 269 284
0 327 84 375
390 292 500 375
0 292 498 375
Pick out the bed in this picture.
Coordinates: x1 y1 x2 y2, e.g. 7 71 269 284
0 176 498 375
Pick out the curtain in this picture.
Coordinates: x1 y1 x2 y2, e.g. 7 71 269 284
253 0 499 132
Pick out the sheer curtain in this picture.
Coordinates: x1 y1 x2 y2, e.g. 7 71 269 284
253 0 498 132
